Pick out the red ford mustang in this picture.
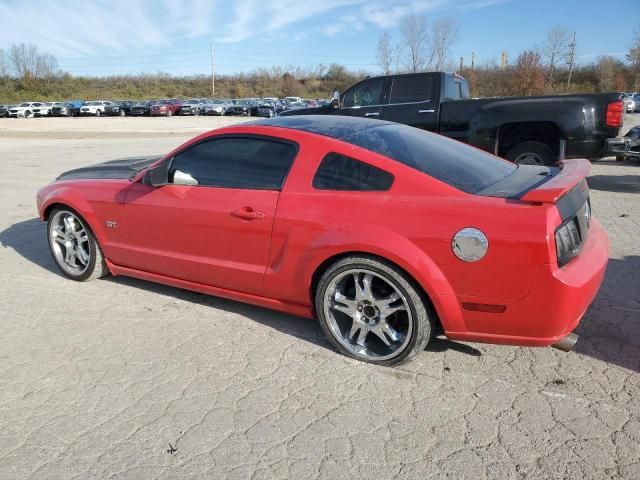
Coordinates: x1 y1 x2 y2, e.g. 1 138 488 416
36 116 609 365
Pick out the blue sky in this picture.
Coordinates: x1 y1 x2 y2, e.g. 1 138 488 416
0 0 637 77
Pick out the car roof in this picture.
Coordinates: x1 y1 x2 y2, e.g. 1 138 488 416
246 115 396 141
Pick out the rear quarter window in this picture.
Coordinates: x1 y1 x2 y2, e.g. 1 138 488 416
313 153 393 191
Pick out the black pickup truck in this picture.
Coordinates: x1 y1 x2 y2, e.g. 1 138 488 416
281 72 624 166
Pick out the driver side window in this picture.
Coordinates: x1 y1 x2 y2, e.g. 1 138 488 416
169 137 297 190
342 78 385 108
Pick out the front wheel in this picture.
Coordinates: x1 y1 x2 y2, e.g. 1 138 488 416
316 256 432 366
47 207 109 282
119 109 126 117
505 141 556 166
95 110 101 117
24 110 32 118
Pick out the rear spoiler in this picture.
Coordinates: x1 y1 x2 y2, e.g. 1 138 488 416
520 159 591 204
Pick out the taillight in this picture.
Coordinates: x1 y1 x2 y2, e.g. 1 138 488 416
606 100 623 127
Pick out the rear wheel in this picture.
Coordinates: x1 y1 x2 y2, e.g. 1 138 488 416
505 141 556 166
315 256 432 366
47 207 109 282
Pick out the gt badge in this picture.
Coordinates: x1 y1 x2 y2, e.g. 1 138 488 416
106 221 117 228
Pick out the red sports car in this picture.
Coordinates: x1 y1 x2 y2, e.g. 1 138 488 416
36 116 609 365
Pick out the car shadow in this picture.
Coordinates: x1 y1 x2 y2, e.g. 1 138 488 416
1 218 636 369
588 175 640 194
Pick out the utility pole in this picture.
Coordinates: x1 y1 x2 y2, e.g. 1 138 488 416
566 32 576 92
471 51 476 71
210 43 215 96
500 51 507 70
459 56 464 72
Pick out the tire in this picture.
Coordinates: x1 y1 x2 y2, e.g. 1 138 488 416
616 153 626 162
315 255 432 366
119 109 126 117
167 109 173 117
24 110 31 118
47 207 109 282
96 110 101 117
505 141 556 166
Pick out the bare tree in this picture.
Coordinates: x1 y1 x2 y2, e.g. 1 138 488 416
626 29 640 91
541 25 571 90
376 32 394 75
401 14 429 73
8 43 58 83
431 17 459 70
596 55 622 91
512 50 545 96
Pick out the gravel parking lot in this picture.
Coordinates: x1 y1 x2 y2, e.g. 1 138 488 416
0 115 638 479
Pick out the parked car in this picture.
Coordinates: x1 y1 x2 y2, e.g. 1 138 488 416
633 94 640 112
201 99 233 116
150 99 182 117
51 101 82 117
227 99 259 116
622 95 636 113
612 125 640 161
105 100 136 117
0 104 9 117
8 102 39 118
282 72 625 166
130 101 157 116
36 115 608 365
284 96 302 104
80 101 112 116
255 100 284 118
32 102 59 117
179 99 208 116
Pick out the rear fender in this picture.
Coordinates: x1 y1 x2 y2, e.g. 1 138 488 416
292 225 462 332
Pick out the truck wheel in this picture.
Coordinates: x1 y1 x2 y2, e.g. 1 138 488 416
505 141 556 166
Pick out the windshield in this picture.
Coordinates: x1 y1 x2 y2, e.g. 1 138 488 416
86 101 101 106
340 123 517 194
19 103 30 107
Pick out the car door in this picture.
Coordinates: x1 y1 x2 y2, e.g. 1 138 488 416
339 77 388 120
379 74 436 131
122 135 298 295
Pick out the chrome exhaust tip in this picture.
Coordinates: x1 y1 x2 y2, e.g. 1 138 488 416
550 333 579 352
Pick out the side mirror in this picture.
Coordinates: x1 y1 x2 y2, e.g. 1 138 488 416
172 170 199 186
143 164 169 187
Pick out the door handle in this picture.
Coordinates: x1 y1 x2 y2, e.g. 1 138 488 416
231 207 266 220
418 109 435 114
365 112 379 117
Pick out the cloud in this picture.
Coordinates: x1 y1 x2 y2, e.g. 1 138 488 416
0 0 506 60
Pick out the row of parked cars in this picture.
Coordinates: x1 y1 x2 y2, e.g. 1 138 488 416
0 97 329 119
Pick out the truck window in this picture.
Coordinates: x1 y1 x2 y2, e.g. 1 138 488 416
389 76 432 104
342 78 385 108
443 77 464 101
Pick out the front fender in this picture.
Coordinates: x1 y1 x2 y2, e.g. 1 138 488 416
37 185 109 247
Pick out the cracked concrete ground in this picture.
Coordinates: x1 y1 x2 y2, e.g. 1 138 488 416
0 115 638 480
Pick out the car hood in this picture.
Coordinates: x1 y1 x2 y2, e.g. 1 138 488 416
56 156 161 181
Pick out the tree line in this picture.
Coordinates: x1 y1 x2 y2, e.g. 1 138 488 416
0 16 639 103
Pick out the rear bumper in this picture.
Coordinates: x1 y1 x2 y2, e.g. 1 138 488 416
444 218 609 346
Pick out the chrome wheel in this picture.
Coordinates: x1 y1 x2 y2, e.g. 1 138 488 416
323 269 413 361
49 210 91 276
514 152 544 165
